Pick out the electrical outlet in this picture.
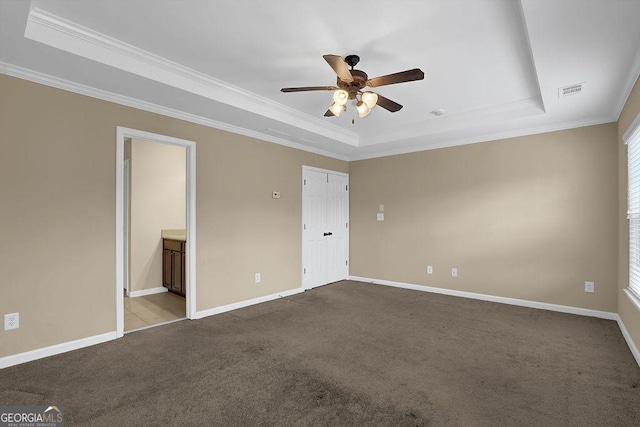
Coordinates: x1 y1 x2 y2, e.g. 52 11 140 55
451 268 458 277
4 313 19 331
585 281 594 293
427 265 433 275
255 273 261 283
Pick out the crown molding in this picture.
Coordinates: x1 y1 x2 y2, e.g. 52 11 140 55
0 61 350 161
24 7 359 147
0 60 619 163
350 115 616 161
1 60 617 164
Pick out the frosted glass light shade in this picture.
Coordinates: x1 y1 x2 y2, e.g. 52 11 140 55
356 101 371 118
362 91 378 108
329 102 343 117
333 90 349 105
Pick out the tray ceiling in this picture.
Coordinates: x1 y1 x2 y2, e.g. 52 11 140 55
1 0 639 160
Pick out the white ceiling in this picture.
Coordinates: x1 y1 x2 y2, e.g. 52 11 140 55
1 0 639 160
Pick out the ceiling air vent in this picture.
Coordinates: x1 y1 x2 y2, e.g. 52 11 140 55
558 82 585 98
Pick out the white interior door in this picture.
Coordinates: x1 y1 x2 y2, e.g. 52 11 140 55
302 167 349 289
326 173 348 284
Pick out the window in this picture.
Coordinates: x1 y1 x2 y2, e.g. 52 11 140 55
627 114 640 310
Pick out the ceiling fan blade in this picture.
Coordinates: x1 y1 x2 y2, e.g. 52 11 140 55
323 54 354 83
324 109 335 117
376 94 403 112
366 68 424 87
281 86 338 92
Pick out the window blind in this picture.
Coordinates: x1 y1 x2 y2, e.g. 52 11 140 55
629 126 640 299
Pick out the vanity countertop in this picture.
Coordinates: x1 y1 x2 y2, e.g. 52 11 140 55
161 229 186 241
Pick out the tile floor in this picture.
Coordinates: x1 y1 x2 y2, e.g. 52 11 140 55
124 291 186 331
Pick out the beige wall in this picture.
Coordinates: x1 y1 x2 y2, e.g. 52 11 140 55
130 138 185 293
0 74 347 358
350 124 619 312
0 69 633 362
618 76 640 353
194 131 347 309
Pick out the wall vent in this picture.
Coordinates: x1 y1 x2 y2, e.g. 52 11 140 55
558 83 585 98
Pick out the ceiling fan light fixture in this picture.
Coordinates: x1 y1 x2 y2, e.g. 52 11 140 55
281 54 423 118
329 102 343 117
333 89 349 106
356 101 371 118
362 91 378 108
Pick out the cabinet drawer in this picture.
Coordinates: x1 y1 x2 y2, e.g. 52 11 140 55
163 239 184 252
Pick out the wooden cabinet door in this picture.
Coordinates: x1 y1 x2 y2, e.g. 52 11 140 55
163 249 173 289
162 239 186 297
181 252 186 296
172 250 183 295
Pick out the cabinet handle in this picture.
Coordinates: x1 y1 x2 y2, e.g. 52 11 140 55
324 232 333 236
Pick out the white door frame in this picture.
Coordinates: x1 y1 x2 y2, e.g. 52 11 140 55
301 165 349 289
123 158 130 297
115 127 197 338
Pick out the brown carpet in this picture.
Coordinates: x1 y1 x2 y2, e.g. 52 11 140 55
1 280 640 426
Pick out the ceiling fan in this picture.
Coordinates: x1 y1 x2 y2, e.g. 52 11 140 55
281 54 424 119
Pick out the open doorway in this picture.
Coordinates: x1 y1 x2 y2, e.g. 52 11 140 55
124 137 186 331
116 127 196 338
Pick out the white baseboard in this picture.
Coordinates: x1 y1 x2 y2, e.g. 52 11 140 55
0 331 117 369
128 286 168 298
349 276 618 320
616 315 640 367
195 287 305 319
0 287 302 369
4 282 635 370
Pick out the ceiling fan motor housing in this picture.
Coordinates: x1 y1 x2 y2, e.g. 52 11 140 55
337 69 368 99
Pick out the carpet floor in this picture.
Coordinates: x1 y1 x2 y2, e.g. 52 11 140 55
1 280 640 426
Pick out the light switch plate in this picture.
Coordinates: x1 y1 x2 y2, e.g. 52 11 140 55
272 191 280 199
377 213 384 221
585 281 594 293
4 313 19 331
379 204 384 212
